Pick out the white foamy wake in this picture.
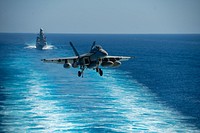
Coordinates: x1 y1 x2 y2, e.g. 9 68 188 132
99 70 199 132
24 43 56 50
0 70 76 132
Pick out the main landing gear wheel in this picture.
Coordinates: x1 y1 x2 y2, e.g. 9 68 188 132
96 68 103 76
78 67 85 78
78 71 82 77
99 68 103 76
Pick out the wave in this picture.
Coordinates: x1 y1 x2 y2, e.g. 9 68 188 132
1 62 199 132
24 43 56 50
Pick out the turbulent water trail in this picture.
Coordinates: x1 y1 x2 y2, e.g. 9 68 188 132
100 71 199 132
0 61 199 132
24 43 56 50
1 33 200 132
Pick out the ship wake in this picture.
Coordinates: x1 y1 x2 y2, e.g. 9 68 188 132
24 43 56 50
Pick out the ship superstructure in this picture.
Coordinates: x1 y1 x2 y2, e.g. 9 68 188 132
36 28 47 50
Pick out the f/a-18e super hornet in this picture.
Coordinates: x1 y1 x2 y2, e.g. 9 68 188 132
41 41 131 77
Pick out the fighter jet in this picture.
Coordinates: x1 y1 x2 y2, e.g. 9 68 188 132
41 41 131 77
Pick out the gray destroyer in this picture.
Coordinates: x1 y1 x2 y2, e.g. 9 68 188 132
36 28 47 50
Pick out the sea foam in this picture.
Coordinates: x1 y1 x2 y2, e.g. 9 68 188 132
24 43 56 50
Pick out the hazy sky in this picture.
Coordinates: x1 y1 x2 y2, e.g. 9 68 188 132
0 0 200 34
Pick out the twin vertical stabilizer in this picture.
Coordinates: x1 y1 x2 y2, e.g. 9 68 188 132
69 42 80 57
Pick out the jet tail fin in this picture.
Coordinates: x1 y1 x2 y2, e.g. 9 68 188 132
69 42 80 57
90 41 96 51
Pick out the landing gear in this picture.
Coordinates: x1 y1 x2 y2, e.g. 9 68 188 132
78 66 85 78
99 69 103 76
78 67 103 77
96 68 103 76
78 71 82 77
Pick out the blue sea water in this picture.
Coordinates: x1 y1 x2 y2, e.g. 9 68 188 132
0 33 200 132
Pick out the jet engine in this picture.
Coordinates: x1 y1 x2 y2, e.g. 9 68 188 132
112 61 121 67
101 61 114 67
63 63 71 68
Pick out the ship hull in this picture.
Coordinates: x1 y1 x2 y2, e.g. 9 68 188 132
36 43 47 50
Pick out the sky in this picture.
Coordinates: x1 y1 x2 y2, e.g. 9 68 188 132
0 0 200 34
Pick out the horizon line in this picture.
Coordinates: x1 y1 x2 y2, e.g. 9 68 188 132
0 32 200 35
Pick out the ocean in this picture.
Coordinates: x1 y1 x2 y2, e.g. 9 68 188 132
0 33 200 132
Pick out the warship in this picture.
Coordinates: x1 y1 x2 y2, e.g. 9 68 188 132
36 28 47 50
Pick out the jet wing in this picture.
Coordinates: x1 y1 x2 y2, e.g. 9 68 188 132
41 56 78 64
102 56 132 62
